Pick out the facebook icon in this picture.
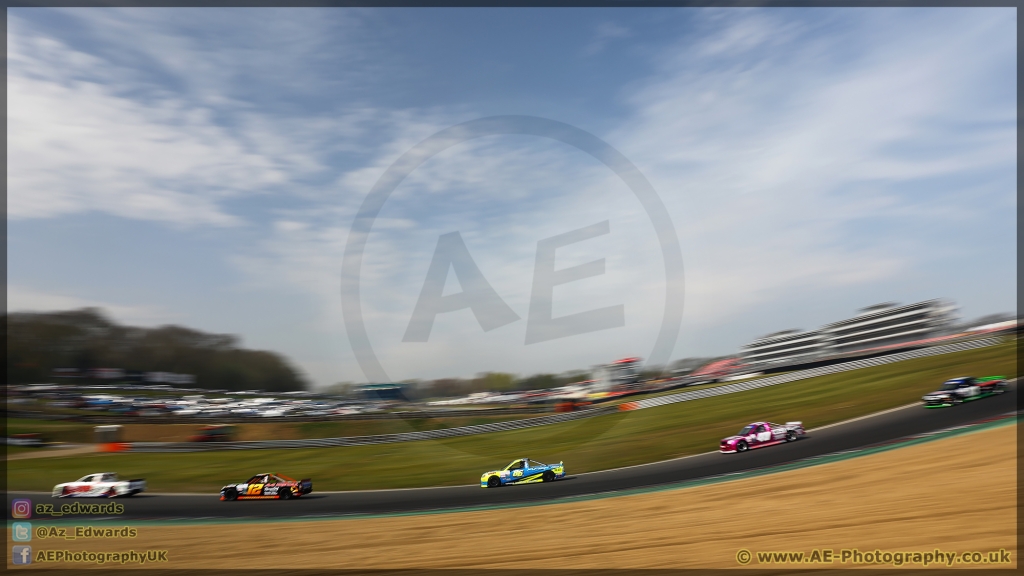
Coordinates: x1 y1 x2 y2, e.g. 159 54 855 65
13 546 32 565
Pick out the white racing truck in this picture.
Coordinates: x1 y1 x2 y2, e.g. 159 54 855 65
52 472 146 498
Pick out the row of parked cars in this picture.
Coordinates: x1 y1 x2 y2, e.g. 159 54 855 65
10 388 384 419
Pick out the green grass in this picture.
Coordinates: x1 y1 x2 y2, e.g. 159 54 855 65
6 340 1016 493
6 418 97 443
288 413 544 438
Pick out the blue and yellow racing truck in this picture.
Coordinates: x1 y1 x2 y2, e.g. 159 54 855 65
480 458 565 487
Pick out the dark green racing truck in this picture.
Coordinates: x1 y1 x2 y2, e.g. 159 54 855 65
921 376 1008 408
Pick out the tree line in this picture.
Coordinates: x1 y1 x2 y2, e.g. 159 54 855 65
6 307 755 399
5 308 309 392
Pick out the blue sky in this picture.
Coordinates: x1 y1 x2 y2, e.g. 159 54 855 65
7 8 1016 388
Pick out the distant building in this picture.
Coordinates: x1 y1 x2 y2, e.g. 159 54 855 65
593 357 642 390
689 357 743 380
357 383 409 402
91 368 125 380
735 299 959 371
52 368 83 379
819 299 958 355
740 329 826 367
607 357 642 385
144 372 196 385
967 319 1017 333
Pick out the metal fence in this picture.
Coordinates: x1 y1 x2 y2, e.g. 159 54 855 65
8 405 552 425
124 336 1003 452
125 405 621 452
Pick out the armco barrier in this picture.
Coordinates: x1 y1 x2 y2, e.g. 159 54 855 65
125 336 1003 452
125 405 621 452
5 406 553 425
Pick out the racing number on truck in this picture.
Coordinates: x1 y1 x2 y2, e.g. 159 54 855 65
247 484 264 495
512 470 524 477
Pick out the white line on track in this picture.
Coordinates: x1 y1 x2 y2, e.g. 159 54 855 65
807 402 921 432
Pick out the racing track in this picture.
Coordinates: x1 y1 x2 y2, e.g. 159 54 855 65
8 381 1017 521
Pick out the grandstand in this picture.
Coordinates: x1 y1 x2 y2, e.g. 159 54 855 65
740 329 825 367
820 299 957 355
724 299 961 376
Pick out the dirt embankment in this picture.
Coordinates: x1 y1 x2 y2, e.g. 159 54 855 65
10 423 1016 569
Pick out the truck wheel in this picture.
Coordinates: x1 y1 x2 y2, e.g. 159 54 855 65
487 476 500 488
223 488 238 501
786 430 797 442
542 471 555 482
736 441 748 453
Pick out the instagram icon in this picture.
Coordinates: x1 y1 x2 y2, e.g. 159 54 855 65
12 499 32 519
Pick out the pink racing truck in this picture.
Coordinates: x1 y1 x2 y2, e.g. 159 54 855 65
720 421 805 453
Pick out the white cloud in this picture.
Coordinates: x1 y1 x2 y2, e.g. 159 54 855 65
7 9 1013 387
6 10 376 227
8 26 251 225
237 133 673 382
607 8 1015 335
584 22 631 55
231 10 1015 383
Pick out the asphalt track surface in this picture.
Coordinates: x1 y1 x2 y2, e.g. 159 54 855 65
9 381 1017 521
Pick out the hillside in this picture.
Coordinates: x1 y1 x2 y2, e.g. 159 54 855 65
5 308 309 392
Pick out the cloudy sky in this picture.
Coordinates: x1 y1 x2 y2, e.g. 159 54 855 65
7 8 1016 387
